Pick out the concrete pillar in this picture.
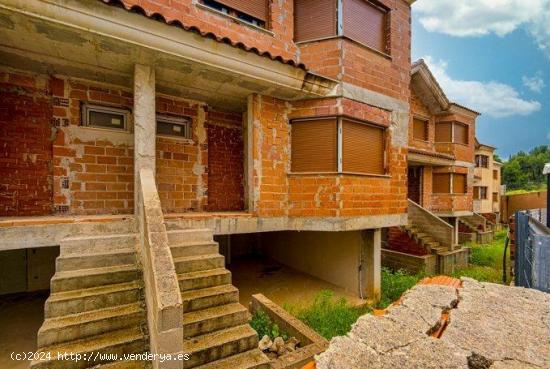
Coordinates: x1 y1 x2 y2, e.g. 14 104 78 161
453 217 459 248
133 64 156 214
361 229 381 302
245 95 256 212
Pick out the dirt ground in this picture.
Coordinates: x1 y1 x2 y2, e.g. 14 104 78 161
0 292 47 369
230 256 364 307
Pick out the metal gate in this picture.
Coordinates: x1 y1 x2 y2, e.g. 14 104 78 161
515 211 550 292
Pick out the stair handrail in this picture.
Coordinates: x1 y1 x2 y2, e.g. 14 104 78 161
138 168 183 369
407 199 456 247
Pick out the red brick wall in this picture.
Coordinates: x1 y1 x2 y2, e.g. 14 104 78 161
206 111 244 212
248 94 408 218
386 227 428 256
113 0 297 61
409 89 436 152
0 71 53 216
297 0 412 102
46 74 211 215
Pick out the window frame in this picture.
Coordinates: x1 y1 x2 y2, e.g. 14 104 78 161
412 117 429 142
475 155 489 168
474 186 488 200
290 115 388 176
435 121 470 145
81 103 130 132
199 0 269 30
341 0 390 55
433 172 468 195
156 114 193 140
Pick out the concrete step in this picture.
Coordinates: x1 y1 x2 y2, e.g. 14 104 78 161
30 327 147 369
170 241 219 259
91 360 151 368
45 281 142 318
178 268 232 292
194 349 270 369
182 325 258 369
51 265 140 293
182 303 249 338
181 284 239 313
38 303 145 347
174 254 225 274
59 234 137 255
167 229 213 245
56 249 136 272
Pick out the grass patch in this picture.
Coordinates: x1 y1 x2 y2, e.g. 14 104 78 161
284 290 370 340
452 229 510 284
378 268 423 309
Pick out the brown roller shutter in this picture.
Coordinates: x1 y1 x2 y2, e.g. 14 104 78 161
433 173 451 194
342 119 385 174
474 186 480 199
294 0 337 42
452 173 466 194
216 0 269 22
453 123 468 144
343 0 387 52
435 122 452 142
413 118 428 141
291 118 337 172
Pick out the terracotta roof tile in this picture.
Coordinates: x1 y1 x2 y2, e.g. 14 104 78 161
100 0 306 69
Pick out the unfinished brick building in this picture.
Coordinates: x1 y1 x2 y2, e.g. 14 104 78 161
0 0 415 368
383 59 493 275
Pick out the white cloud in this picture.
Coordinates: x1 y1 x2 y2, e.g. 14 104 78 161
424 56 541 118
522 73 545 93
414 0 550 58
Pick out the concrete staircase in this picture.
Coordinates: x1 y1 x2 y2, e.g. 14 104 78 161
401 224 453 255
31 234 150 369
167 229 270 369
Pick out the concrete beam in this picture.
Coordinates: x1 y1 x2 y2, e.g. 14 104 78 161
134 64 156 214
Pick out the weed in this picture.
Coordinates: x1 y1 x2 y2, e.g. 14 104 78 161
378 267 423 309
285 290 370 340
249 309 288 340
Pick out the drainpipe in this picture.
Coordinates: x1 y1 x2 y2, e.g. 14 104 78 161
543 163 550 227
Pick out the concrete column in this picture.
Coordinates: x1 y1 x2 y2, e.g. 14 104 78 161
134 64 156 214
361 228 381 302
453 217 459 248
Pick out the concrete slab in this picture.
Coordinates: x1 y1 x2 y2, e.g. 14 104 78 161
316 277 550 369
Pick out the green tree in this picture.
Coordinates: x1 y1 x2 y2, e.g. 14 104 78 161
502 145 550 191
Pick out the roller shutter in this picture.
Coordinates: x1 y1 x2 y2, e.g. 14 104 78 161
294 0 338 42
435 122 452 142
217 0 269 22
433 173 451 193
342 119 385 175
413 118 428 141
291 118 338 172
452 173 467 194
453 123 468 144
343 0 387 52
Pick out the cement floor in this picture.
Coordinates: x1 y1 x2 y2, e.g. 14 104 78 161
0 292 47 369
230 256 365 308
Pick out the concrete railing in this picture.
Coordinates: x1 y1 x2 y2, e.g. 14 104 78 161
408 199 455 248
138 168 183 369
464 213 489 231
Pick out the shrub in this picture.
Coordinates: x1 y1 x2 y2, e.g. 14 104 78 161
249 309 288 340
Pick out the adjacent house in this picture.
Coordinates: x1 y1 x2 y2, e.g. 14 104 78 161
474 141 502 223
0 0 415 367
383 60 478 275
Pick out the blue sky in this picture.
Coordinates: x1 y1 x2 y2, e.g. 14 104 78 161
411 0 550 159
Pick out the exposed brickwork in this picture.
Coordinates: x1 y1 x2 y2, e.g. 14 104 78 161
386 227 428 256
51 78 135 215
0 71 53 216
156 97 204 214
111 0 297 62
206 112 244 212
297 0 412 102
409 89 435 152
